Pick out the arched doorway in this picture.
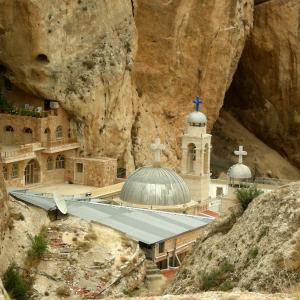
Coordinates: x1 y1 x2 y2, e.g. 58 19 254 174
23 127 33 144
4 125 14 144
204 143 209 174
24 159 40 185
187 143 196 173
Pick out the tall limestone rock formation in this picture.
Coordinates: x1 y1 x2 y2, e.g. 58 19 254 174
224 0 300 169
0 0 253 171
167 182 300 294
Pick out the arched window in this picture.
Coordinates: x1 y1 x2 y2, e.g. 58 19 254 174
204 143 210 174
3 165 8 180
5 126 14 132
56 126 63 139
44 128 51 142
187 143 196 173
56 155 65 169
23 127 33 143
47 157 54 170
4 126 14 144
24 127 33 134
11 163 19 178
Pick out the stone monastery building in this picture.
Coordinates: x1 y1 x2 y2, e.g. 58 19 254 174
0 78 116 188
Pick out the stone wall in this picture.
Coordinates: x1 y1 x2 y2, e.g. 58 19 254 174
66 156 117 187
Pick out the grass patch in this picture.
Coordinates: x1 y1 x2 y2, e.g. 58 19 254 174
2 262 30 300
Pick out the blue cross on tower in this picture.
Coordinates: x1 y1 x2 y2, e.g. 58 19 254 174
193 96 203 112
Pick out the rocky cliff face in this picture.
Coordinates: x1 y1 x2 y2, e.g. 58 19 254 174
224 0 300 169
167 182 300 294
0 0 253 172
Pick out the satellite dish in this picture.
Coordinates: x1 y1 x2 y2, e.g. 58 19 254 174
53 192 68 214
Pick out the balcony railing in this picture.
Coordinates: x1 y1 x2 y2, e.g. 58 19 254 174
42 138 78 148
0 143 41 161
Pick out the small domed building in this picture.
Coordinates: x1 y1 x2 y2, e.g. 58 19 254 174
228 146 252 185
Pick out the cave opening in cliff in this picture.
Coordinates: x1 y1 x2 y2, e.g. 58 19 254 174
36 54 50 64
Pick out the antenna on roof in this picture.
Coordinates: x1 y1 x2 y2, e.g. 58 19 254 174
54 192 68 214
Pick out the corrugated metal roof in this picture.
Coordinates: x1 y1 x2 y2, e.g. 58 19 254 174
9 190 214 245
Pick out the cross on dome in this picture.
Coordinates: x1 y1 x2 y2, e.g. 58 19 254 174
234 145 247 164
193 96 203 112
150 137 165 166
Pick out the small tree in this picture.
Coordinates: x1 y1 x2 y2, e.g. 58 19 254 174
2 262 30 300
27 233 48 260
236 185 263 210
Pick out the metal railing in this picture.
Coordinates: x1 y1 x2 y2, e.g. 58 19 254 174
42 138 78 148
0 142 42 160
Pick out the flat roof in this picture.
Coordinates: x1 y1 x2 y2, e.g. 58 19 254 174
10 190 214 245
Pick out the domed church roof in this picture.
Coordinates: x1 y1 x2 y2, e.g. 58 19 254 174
228 163 252 179
187 111 207 124
228 145 252 180
187 96 207 125
120 167 191 206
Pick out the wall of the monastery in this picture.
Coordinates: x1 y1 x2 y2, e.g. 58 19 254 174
154 228 202 262
0 108 72 145
183 175 210 203
66 157 117 188
3 149 77 187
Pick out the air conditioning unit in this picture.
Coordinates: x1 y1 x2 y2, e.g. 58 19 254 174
50 101 59 109
35 106 42 112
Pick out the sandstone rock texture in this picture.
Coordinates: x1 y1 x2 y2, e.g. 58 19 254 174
168 182 300 294
224 0 300 169
0 0 253 172
0 280 9 300
0 198 145 299
119 292 296 300
211 111 300 180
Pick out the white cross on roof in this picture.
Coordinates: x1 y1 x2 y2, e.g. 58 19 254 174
150 137 165 166
234 145 247 164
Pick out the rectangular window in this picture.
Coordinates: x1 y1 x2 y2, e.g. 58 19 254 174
216 187 223 196
158 242 165 254
3 165 8 180
11 163 18 179
76 163 83 173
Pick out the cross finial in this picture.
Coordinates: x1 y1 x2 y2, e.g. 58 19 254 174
150 137 165 167
234 145 247 164
193 96 203 112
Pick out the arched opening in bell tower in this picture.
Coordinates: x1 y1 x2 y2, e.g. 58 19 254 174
187 143 196 173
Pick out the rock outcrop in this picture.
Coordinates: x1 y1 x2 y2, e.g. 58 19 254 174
168 182 300 294
211 111 300 180
224 0 300 169
0 280 9 300
0 198 145 299
0 0 253 172
119 292 297 300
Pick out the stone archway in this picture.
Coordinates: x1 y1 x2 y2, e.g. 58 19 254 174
187 143 196 173
24 159 40 185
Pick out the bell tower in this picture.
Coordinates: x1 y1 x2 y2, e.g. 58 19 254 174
181 96 211 203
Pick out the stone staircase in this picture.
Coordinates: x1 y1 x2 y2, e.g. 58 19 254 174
145 260 164 281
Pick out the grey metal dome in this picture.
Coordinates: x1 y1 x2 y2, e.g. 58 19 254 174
228 163 252 179
187 111 207 124
120 167 191 206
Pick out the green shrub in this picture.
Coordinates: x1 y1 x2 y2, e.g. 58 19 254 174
236 185 263 210
219 280 235 291
27 233 48 260
2 263 30 300
249 247 259 259
198 259 235 291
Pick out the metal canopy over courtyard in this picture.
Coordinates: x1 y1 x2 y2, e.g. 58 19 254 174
10 190 214 245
